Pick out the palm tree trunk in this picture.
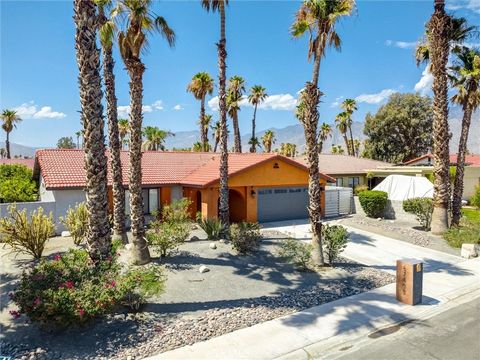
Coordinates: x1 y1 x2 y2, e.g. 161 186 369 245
200 97 208 151
266 140 271 153
217 3 229 233
428 0 451 234
74 0 111 262
126 59 150 264
101 35 127 244
348 123 355 156
5 131 10 159
214 138 219 152
301 82 325 266
233 114 242 153
318 140 323 154
343 134 350 154
250 104 257 153
451 103 472 226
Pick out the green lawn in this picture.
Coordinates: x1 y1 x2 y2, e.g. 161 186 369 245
444 208 480 248
462 208 480 224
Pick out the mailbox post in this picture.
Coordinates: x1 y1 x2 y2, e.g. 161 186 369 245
396 259 423 305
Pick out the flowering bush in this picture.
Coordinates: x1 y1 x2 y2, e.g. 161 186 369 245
9 248 165 326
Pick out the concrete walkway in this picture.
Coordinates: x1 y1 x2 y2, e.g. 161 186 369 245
148 222 480 360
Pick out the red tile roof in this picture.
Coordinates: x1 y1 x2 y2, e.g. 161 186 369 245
403 154 480 167
0 158 35 170
296 154 391 175
35 149 334 189
403 154 433 165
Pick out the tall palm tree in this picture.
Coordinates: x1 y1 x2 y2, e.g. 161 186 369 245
75 130 85 149
118 118 130 149
426 0 452 234
227 75 245 153
211 120 221 152
187 72 214 151
449 46 480 226
247 85 267 153
335 112 350 156
340 98 357 156
202 0 229 231
1 110 22 159
292 0 354 266
74 0 111 261
98 0 126 243
142 126 174 151
201 114 213 150
113 0 175 263
318 122 331 154
261 130 276 153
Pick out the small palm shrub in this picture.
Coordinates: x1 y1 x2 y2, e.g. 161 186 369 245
230 222 262 255
471 185 480 209
197 217 224 240
322 224 349 265
0 205 55 259
278 239 313 271
60 202 88 245
403 198 433 230
358 190 388 218
9 248 165 325
354 184 369 195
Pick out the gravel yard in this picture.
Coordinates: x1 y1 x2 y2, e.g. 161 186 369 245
1 230 395 360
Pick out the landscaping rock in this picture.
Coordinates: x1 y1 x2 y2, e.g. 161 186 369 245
199 265 210 273
209 242 217 250
61 231 71 237
461 243 477 259
190 236 200 242
218 239 226 243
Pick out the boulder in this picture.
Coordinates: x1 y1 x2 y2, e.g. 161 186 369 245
199 265 210 274
61 231 71 237
190 236 200 242
461 243 478 259
209 242 217 249
218 239 225 244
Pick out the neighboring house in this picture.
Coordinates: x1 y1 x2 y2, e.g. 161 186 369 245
296 154 391 189
0 158 35 170
34 149 335 227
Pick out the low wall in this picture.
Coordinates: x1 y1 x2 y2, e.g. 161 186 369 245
0 201 63 233
353 196 417 222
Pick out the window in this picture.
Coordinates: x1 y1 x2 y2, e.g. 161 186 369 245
348 177 360 188
274 189 287 194
125 188 159 215
336 178 344 187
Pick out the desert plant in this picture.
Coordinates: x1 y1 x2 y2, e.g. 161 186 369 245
322 224 349 265
197 217 224 240
60 203 88 245
0 205 55 259
230 222 262 255
358 190 388 218
403 197 434 230
354 184 369 195
443 220 480 248
278 239 313 271
471 185 480 209
162 198 192 224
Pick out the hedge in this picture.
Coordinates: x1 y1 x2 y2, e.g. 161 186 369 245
358 190 388 218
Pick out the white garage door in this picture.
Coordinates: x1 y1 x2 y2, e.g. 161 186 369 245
257 187 309 223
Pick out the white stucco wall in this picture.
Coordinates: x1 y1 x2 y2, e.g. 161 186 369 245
39 174 55 202
464 167 480 200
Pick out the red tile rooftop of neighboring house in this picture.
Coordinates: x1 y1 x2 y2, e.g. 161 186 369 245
0 158 35 170
34 149 335 189
403 154 480 167
295 154 391 175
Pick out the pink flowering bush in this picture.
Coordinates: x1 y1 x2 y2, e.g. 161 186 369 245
10 248 165 326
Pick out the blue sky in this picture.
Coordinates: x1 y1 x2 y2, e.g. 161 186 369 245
1 0 479 148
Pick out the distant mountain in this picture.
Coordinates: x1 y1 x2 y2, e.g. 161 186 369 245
0 142 37 158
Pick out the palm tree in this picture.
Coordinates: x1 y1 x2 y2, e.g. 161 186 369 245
1 110 22 159
261 130 276 153
340 98 357 156
187 72 214 151
202 0 229 231
142 126 174 151
292 0 354 267
113 0 175 264
247 85 267 153
353 139 361 157
201 114 213 151
98 0 126 243
118 119 130 149
74 0 111 261
75 130 84 149
335 112 350 156
318 122 332 154
331 144 345 154
449 46 480 226
211 120 221 152
227 75 245 153
0 148 6 159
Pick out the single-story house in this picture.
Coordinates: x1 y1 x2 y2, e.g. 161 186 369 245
34 149 335 225
0 158 35 170
296 154 391 189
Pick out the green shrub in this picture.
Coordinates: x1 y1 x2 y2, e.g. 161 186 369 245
197 217 224 240
0 164 38 203
354 184 369 195
443 220 480 248
230 222 262 255
278 239 312 271
403 197 433 230
9 248 165 325
358 190 388 218
60 202 88 245
0 205 55 259
471 185 480 209
162 198 192 223
322 224 349 265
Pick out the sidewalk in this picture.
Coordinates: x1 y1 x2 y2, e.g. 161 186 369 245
148 224 480 360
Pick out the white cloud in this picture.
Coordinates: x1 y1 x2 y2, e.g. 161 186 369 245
385 40 417 49
330 96 344 108
173 104 183 111
446 0 480 13
117 100 161 118
355 89 395 104
14 101 66 119
152 100 164 110
208 93 298 112
414 68 433 95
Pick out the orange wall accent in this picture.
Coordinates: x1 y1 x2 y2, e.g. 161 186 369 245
160 187 172 207
245 186 257 222
200 188 219 220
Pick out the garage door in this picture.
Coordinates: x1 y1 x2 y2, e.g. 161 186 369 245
257 187 309 223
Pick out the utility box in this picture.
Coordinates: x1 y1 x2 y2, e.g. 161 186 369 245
396 259 423 305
